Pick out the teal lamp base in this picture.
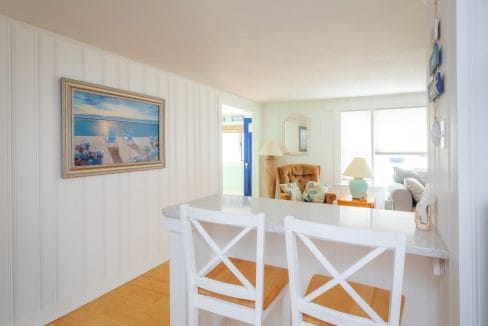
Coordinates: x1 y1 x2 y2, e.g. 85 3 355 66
349 177 368 199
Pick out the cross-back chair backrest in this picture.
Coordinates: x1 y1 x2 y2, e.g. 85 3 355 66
180 204 266 324
284 216 406 326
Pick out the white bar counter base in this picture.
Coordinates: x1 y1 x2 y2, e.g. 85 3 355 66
163 194 449 326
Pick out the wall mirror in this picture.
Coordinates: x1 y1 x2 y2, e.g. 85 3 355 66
284 113 310 155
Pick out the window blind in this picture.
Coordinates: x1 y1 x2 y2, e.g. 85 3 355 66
374 108 427 154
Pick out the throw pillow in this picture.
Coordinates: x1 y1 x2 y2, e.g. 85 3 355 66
279 182 303 201
405 177 425 203
393 167 425 186
302 181 329 203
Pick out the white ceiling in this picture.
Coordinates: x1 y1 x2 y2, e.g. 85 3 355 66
0 0 427 102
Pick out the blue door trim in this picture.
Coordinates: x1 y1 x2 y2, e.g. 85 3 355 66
243 118 252 196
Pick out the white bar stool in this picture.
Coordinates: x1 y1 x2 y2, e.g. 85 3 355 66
181 204 289 326
284 216 406 326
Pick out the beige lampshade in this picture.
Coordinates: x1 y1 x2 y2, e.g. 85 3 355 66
343 157 373 178
259 140 283 156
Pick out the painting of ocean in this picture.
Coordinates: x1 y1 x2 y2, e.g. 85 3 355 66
74 117 159 138
72 89 161 167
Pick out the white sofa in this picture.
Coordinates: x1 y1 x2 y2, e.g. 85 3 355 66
387 167 427 212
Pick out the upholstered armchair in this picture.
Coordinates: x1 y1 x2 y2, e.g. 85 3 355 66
276 164 336 204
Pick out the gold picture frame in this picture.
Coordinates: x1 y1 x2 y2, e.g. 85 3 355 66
62 78 165 178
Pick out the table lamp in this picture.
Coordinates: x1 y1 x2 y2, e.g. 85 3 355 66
259 140 283 198
343 157 373 199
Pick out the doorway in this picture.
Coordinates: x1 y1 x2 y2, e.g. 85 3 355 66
221 105 252 196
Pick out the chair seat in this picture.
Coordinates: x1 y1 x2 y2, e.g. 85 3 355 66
198 257 288 310
303 274 405 325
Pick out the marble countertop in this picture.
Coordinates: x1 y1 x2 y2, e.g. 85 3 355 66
162 194 449 259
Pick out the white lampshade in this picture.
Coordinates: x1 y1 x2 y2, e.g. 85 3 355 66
343 157 373 178
259 140 283 157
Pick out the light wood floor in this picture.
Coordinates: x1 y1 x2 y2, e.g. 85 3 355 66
49 262 170 326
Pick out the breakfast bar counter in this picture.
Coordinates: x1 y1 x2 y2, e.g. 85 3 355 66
162 194 449 325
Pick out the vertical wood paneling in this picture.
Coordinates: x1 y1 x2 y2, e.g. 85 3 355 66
104 174 120 278
102 55 122 280
118 172 132 275
208 92 220 194
0 20 13 325
129 171 147 270
38 33 57 308
145 67 158 97
200 86 210 195
0 15 252 325
51 38 62 305
158 73 170 262
83 48 101 83
174 77 187 203
102 55 118 88
84 173 105 290
128 62 145 93
56 178 85 300
57 40 83 79
56 39 85 300
167 76 176 205
118 58 129 90
168 76 177 203
13 24 41 318
82 48 106 292
158 73 170 208
145 68 161 266
194 86 202 198
147 170 160 265
128 63 148 271
186 83 196 200
117 58 132 276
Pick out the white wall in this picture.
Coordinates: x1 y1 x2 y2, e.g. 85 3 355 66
424 0 459 325
0 15 260 325
260 92 426 205
456 0 488 324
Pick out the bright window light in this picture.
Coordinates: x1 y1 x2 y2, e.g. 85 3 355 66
375 108 427 154
222 133 242 163
341 110 372 175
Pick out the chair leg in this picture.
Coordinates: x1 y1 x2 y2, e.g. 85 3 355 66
188 301 199 326
290 303 301 326
282 289 291 326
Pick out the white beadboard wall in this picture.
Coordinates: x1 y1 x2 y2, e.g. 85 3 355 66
425 0 459 325
0 15 260 325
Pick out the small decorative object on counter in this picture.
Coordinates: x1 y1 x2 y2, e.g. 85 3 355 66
414 191 437 231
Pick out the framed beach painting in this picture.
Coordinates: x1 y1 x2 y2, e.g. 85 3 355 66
62 78 165 178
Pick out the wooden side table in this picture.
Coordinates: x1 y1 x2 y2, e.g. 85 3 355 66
337 196 375 208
